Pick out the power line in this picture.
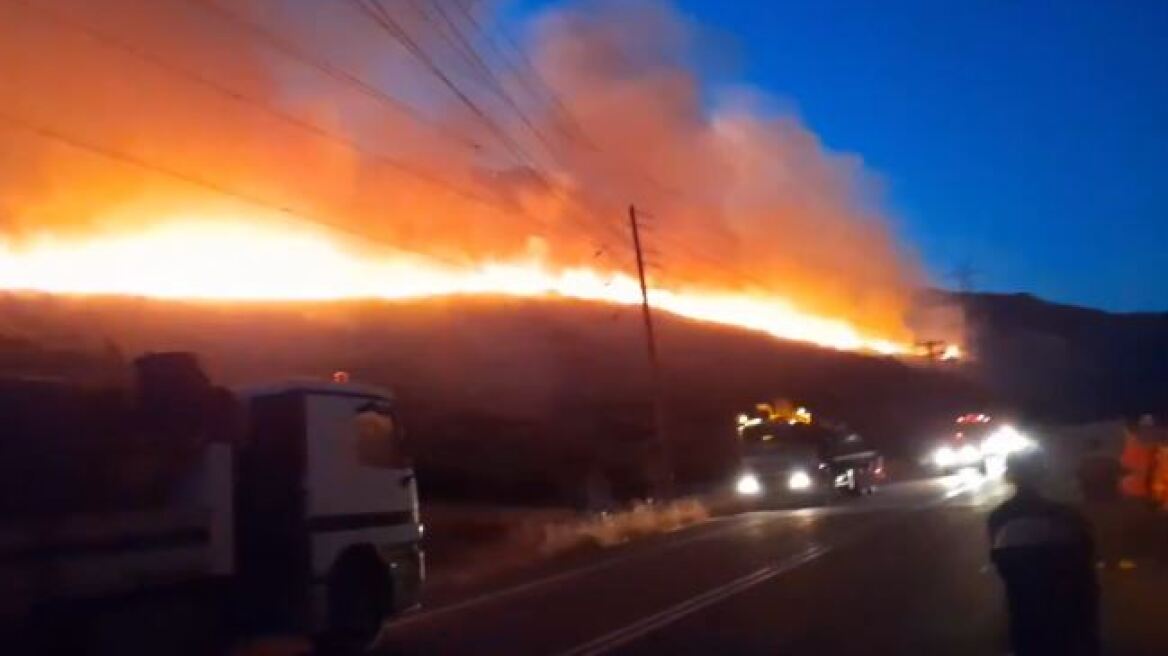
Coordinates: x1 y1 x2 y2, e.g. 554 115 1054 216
417 0 564 162
0 108 636 310
182 0 620 252
349 0 539 169
451 0 593 147
456 2 694 200
358 4 861 326
12 0 630 254
0 109 471 267
365 0 583 192
27 0 625 266
182 0 487 154
640 227 782 294
7 5 643 284
11 0 504 212
349 0 628 251
29 0 630 260
407 0 498 95
278 0 628 257
445 1 688 202
419 8 742 286
4 117 697 402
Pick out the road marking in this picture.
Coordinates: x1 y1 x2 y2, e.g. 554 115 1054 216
391 480 965 633
389 517 751 629
392 504 884 630
553 546 831 656
552 482 978 656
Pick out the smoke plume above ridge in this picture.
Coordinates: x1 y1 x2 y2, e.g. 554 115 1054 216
0 0 922 338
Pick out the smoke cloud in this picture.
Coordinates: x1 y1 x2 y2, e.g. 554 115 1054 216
0 0 921 338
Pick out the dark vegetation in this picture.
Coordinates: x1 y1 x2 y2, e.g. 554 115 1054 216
15 291 1158 508
958 292 1168 423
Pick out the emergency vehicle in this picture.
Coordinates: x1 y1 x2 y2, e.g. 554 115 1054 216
733 402 884 500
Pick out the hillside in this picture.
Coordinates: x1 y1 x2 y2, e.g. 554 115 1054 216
0 292 984 504
958 292 1168 422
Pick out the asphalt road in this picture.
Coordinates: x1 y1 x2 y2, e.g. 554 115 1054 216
378 476 1023 656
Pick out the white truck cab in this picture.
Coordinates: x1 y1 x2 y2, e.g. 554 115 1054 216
3 377 423 650
233 380 423 641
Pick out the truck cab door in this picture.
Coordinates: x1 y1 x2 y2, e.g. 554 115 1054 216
233 391 311 632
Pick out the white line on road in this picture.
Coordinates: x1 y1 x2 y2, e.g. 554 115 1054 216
550 480 985 656
393 505 872 630
390 479 968 634
389 517 750 630
552 545 831 656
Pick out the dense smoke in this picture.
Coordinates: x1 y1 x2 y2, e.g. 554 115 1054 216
0 0 921 338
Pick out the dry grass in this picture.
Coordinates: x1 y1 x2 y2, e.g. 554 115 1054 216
419 499 711 590
539 498 710 555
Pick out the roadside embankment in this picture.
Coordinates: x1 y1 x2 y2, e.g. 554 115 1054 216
421 498 711 589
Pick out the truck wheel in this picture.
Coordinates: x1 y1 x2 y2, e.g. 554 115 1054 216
325 545 394 652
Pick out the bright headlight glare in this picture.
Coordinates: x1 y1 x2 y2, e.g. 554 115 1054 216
982 425 1034 456
736 473 762 496
934 446 955 467
958 445 980 464
787 470 813 490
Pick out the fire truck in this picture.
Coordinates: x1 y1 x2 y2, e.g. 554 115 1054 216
1 355 423 652
732 402 884 500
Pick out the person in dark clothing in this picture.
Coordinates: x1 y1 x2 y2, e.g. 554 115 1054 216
988 453 1100 656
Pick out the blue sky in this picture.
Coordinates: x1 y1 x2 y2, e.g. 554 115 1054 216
506 0 1168 311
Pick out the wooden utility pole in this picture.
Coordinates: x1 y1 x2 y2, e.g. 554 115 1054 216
915 339 945 362
628 204 672 496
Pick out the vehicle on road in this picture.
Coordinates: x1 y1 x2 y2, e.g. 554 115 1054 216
2 355 423 651
931 413 1035 476
733 402 884 501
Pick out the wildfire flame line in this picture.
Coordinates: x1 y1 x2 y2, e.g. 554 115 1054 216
0 221 911 355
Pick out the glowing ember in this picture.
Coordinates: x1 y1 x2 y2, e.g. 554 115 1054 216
0 221 911 354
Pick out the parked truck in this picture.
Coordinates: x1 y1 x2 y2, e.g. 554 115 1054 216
1 354 422 652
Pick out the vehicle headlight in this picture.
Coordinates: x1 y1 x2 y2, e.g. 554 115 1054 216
982 425 1034 455
958 444 980 464
934 446 955 467
736 472 762 496
787 470 813 491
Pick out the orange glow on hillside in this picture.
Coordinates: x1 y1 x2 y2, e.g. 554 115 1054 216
0 220 912 355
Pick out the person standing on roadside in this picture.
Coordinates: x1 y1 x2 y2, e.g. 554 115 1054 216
989 453 1100 656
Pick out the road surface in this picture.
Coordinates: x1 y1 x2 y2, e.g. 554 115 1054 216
378 477 1027 655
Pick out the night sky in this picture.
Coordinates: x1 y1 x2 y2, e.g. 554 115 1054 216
509 0 1168 311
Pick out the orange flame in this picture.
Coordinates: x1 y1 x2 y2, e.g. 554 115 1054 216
0 219 911 354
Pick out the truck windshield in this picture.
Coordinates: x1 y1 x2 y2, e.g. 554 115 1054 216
354 400 409 469
742 423 825 453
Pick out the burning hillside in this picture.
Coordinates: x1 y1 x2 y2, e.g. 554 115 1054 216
0 292 987 499
0 0 926 354
0 220 909 352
